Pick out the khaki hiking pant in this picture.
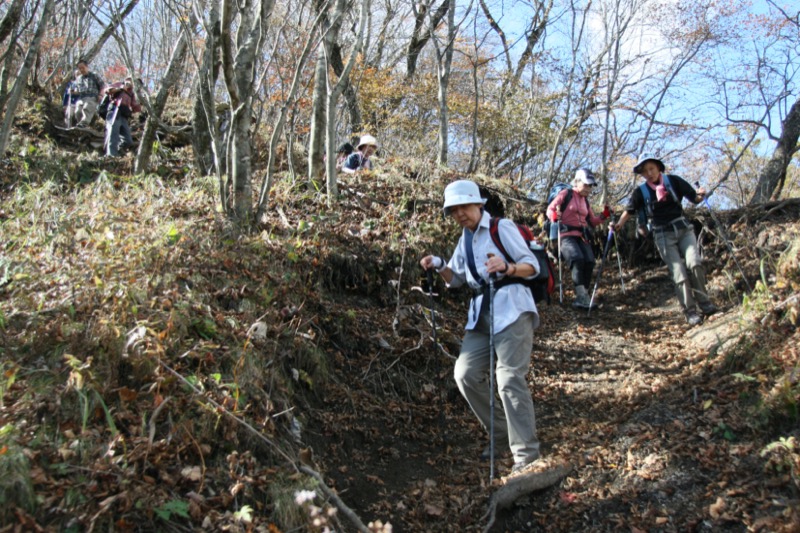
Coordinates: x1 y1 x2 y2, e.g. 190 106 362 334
653 224 711 312
71 96 98 125
454 311 539 465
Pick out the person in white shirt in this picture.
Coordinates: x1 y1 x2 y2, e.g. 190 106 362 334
420 180 542 474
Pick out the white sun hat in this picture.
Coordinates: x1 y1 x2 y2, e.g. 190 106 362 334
443 180 487 215
357 134 378 150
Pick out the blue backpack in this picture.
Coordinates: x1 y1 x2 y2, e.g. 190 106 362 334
543 183 572 240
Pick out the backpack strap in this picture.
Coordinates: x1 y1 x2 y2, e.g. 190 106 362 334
638 174 681 224
663 174 680 203
489 218 514 264
463 227 485 287
560 188 573 214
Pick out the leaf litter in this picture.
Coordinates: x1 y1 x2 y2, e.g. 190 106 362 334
0 157 799 531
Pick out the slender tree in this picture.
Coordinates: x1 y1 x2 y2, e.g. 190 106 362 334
0 0 55 157
219 0 275 220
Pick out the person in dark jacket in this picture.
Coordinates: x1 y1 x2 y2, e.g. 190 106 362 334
104 78 142 157
611 154 718 326
342 135 377 174
66 60 104 127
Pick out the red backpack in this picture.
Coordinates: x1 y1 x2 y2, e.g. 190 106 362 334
489 218 556 304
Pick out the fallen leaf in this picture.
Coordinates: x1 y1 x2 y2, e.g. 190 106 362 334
709 496 726 519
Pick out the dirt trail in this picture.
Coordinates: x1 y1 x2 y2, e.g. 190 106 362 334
309 261 770 532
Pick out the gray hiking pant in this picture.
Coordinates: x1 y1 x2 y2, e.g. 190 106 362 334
454 311 539 465
653 222 711 311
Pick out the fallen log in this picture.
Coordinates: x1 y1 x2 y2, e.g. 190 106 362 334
482 457 571 532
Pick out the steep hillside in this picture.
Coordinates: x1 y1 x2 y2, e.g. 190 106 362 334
1 117 799 532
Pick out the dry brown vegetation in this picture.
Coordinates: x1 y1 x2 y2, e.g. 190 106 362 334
1 105 799 532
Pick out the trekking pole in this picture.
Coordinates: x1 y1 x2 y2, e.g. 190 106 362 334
426 269 439 353
65 91 72 128
694 181 752 292
104 103 119 154
488 274 496 482
557 221 563 304
588 228 614 317
613 218 626 293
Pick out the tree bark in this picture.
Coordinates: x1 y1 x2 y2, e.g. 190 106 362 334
0 0 54 157
750 96 800 204
134 27 189 174
220 0 275 221
330 44 362 142
326 0 369 201
405 0 449 80
192 0 223 180
435 0 455 166
0 0 25 48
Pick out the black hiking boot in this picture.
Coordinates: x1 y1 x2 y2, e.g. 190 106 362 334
698 301 718 316
685 309 703 326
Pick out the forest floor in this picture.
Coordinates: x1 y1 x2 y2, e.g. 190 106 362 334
1 107 799 532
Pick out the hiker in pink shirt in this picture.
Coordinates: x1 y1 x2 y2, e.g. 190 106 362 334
547 169 611 309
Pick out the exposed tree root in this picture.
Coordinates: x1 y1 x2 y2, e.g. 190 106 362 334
482 459 571 532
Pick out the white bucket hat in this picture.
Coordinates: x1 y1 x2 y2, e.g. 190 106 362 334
357 134 378 150
633 153 665 174
443 180 486 215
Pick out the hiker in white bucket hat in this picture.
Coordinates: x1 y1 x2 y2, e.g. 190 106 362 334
420 179 543 475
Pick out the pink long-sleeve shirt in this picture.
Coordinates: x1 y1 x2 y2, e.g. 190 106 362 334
547 189 606 239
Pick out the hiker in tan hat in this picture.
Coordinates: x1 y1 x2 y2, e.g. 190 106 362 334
611 154 718 326
341 134 378 174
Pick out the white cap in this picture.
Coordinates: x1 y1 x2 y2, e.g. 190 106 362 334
357 134 378 150
443 180 486 215
574 168 597 186
633 153 665 174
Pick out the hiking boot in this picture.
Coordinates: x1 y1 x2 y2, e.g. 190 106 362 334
511 456 541 474
685 310 703 326
572 285 590 309
698 301 718 316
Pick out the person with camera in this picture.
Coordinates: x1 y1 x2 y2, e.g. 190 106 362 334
420 180 542 475
105 78 142 157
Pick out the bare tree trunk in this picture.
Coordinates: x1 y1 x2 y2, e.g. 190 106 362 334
308 1 331 185
330 43 362 133
134 27 189 174
310 0 353 185
191 0 223 182
256 12 325 220
0 0 25 47
220 0 275 221
750 97 800 204
326 0 369 201
434 0 456 166
0 0 54 157
405 0 449 80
